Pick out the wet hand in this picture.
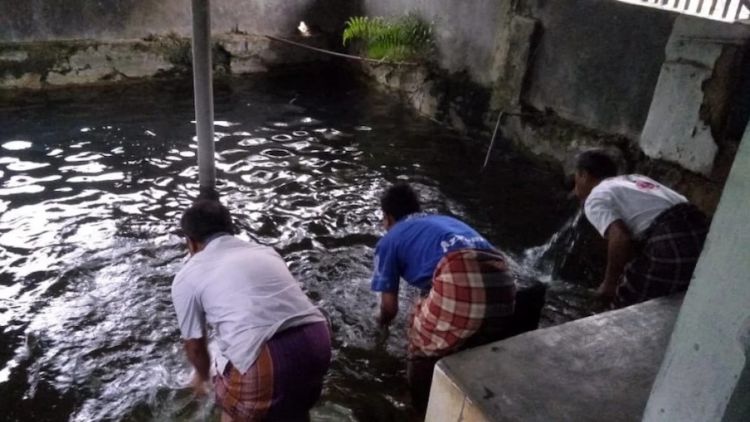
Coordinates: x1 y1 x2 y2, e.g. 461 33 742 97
190 373 209 397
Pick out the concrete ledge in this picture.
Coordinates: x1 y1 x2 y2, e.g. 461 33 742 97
426 295 683 422
0 33 327 90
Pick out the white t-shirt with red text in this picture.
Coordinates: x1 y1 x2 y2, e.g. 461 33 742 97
584 175 687 238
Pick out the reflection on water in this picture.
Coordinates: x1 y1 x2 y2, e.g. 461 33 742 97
0 67 586 421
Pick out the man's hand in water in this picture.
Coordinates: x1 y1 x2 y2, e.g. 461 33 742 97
377 292 398 327
183 337 211 397
190 373 209 397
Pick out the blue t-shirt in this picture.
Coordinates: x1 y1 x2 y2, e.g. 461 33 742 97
370 214 495 293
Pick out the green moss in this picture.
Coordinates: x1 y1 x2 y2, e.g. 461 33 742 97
0 41 85 79
150 33 192 67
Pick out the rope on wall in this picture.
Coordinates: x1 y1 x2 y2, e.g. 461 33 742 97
265 35 419 67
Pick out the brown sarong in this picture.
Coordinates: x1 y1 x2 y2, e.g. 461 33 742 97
213 321 331 421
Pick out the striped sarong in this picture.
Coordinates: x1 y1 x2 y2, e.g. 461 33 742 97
615 203 709 307
408 249 517 358
213 321 331 421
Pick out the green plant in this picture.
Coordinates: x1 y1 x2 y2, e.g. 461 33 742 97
342 14 433 62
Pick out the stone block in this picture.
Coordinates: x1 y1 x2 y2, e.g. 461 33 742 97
490 16 538 111
666 16 750 65
432 296 682 421
230 57 268 74
639 15 750 176
0 50 28 62
425 365 467 422
45 44 173 86
46 46 114 85
0 72 42 89
640 63 718 175
107 47 174 78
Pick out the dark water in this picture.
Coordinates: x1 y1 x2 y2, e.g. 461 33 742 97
0 66 592 421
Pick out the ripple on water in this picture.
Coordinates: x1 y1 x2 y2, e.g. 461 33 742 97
260 148 293 158
6 161 50 172
2 140 32 150
271 134 293 142
60 162 107 174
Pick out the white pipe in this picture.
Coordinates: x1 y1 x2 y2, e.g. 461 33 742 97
482 112 504 171
191 0 216 197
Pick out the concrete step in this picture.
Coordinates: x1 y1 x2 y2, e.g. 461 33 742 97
426 295 683 422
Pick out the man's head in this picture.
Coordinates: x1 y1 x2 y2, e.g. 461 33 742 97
573 150 618 202
180 199 235 255
380 183 421 230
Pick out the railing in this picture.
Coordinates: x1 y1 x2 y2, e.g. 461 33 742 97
617 0 750 23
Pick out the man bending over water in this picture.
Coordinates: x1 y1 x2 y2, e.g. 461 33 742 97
572 150 709 307
172 199 331 421
370 183 517 413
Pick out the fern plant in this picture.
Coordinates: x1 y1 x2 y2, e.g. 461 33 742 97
343 14 433 62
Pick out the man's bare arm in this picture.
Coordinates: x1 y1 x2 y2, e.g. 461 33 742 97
377 292 398 326
183 337 211 382
598 220 634 298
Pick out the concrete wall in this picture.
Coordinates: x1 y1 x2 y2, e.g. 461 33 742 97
0 0 352 41
522 0 676 138
640 17 750 175
362 0 676 139
643 124 750 422
361 0 507 86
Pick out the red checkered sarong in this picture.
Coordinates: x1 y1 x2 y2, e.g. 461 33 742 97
408 249 516 358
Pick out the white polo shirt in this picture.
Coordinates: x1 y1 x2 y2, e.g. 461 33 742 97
584 175 687 239
171 235 325 374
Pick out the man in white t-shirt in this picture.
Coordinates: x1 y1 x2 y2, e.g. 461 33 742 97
572 150 709 307
172 199 331 421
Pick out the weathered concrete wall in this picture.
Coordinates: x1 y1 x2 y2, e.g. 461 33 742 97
640 16 750 175
644 124 750 422
362 0 676 139
522 0 676 138
0 0 353 42
0 34 327 90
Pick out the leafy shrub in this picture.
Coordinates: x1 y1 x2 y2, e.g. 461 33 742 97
342 14 433 62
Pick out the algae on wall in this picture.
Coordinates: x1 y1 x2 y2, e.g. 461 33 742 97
0 32 329 90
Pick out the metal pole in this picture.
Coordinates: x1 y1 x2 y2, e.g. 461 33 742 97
191 0 217 199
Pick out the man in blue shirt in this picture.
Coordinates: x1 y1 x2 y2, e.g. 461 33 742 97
371 183 516 413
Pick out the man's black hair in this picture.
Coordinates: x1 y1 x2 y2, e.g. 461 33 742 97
180 199 235 243
381 183 421 221
575 150 618 180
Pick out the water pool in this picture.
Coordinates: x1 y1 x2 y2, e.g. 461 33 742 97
0 66 592 421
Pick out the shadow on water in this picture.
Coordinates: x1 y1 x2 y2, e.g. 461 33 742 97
0 64 596 421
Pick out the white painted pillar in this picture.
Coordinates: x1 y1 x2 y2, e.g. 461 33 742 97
191 0 216 198
643 123 750 421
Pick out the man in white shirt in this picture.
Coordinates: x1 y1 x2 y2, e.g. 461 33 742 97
172 199 330 421
572 150 709 307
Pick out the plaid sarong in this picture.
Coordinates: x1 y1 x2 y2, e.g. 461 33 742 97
615 203 709 307
408 249 516 358
213 321 331 421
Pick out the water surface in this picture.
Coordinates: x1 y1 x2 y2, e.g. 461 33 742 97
0 66 592 421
